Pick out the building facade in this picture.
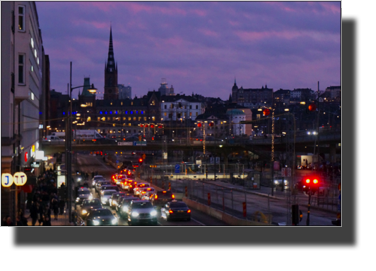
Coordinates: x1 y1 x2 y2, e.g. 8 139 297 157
231 81 273 108
1 1 44 220
118 84 132 99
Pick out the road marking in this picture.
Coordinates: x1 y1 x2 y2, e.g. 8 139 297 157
191 217 205 226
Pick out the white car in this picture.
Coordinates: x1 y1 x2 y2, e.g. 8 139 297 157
100 190 118 206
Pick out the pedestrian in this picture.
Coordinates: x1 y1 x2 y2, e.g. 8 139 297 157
1 216 7 226
59 197 65 215
38 202 44 226
18 209 28 226
42 206 51 226
71 209 78 226
52 198 59 220
6 216 14 226
30 201 38 226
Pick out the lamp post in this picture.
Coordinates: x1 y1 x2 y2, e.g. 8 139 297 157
66 61 96 223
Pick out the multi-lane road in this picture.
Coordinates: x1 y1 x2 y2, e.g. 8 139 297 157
72 152 337 226
73 152 228 226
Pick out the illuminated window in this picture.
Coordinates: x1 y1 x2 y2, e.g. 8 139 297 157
128 123 131 126
152 116 155 121
144 117 147 121
18 5 25 31
123 117 126 121
133 117 136 121
128 117 131 121
164 112 167 116
138 117 141 121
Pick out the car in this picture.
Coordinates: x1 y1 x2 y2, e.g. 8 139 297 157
125 180 138 192
80 199 102 218
92 175 104 187
95 180 112 192
150 190 175 208
133 182 150 196
112 173 127 185
99 185 119 196
138 187 155 199
100 190 118 206
85 208 118 226
121 179 135 191
109 192 127 209
127 200 158 226
161 201 191 221
117 196 140 218
75 187 92 205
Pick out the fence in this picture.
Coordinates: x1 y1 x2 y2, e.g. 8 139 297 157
140 165 340 224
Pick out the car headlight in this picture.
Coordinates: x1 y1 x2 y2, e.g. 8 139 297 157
122 206 129 212
111 218 118 225
113 200 117 205
131 212 139 217
93 220 100 226
82 210 87 215
150 210 157 216
88 195 93 200
102 198 107 203
76 197 80 202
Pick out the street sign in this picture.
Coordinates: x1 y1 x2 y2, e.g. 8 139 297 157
2 172 28 187
2 173 13 187
14 172 27 186
175 164 180 173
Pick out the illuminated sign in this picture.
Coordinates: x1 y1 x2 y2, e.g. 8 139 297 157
2 172 28 187
14 172 27 186
24 152 28 162
2 174 13 187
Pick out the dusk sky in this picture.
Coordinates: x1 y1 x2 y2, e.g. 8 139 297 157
36 1 341 100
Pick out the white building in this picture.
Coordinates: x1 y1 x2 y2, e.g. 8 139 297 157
226 109 246 136
160 96 204 122
1 1 44 219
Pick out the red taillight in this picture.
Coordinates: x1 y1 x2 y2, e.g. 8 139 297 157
313 179 318 184
305 179 310 184
155 195 158 199
92 139 96 142
172 194 175 199
163 191 166 193
169 210 173 214
187 210 191 213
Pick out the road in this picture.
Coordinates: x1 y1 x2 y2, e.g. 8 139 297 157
73 152 228 226
72 152 336 226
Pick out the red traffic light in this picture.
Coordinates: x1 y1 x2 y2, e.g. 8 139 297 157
308 103 317 111
197 123 202 128
263 108 271 116
303 176 320 194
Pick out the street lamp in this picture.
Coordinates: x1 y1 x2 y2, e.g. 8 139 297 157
66 61 96 223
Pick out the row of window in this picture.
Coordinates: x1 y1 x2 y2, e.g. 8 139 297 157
97 116 152 122
97 110 144 115
164 104 199 109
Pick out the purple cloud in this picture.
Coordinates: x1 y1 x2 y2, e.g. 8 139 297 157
36 1 341 100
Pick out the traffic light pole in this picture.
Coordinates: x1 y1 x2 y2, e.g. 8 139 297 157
306 191 311 226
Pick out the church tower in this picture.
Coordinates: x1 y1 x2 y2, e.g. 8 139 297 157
104 26 119 100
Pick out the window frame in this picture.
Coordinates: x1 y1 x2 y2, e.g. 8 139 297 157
18 54 26 85
18 5 26 32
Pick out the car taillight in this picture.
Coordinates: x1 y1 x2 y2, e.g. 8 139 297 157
155 195 158 199
172 194 175 199
187 209 191 213
169 210 173 213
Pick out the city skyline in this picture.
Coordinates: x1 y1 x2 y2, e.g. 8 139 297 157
36 1 341 100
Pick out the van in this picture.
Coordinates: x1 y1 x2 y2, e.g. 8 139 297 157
42 135 64 142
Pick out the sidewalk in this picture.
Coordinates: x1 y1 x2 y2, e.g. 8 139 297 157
23 208 72 226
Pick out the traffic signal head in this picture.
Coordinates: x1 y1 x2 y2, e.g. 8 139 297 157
308 103 317 111
303 176 320 194
262 108 271 116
